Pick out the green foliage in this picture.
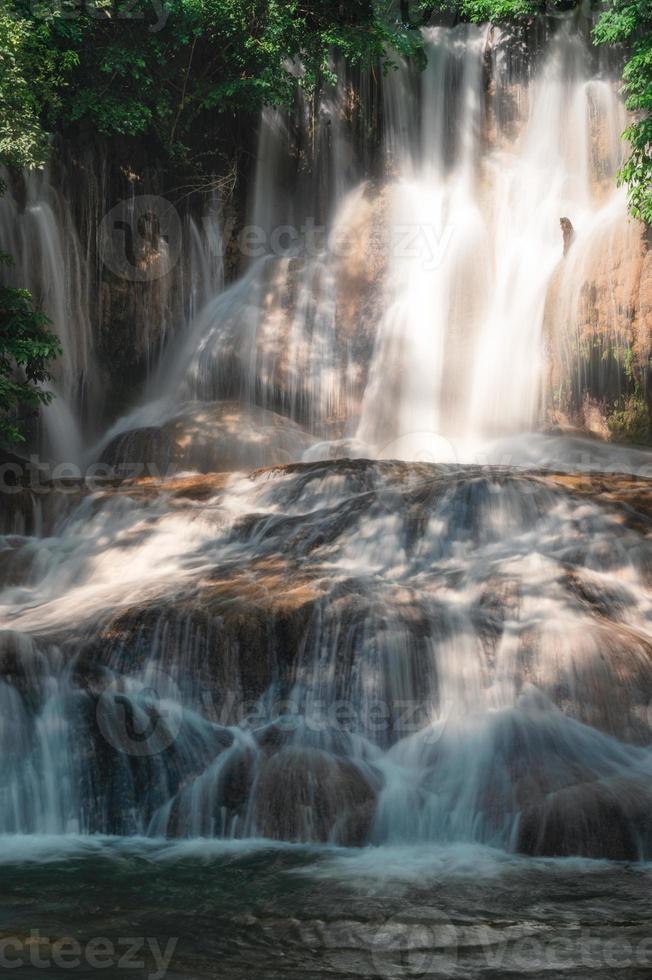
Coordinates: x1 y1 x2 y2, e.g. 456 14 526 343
0 0 418 168
447 0 538 20
0 1 49 169
0 6 63 441
594 0 652 224
0 254 62 445
607 393 652 443
0 0 649 217
427 0 583 24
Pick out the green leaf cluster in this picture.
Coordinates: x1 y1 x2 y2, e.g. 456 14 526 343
1 0 648 219
0 0 418 164
594 0 652 224
0 255 62 445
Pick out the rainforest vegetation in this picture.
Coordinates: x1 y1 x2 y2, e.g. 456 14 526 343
0 0 649 210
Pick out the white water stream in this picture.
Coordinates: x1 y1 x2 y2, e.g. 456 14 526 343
0 19 651 860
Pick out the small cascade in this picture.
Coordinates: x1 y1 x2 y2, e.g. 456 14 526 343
358 25 489 455
0 169 92 461
96 56 380 463
2 457 652 855
0 167 224 459
358 21 632 454
467 29 630 439
186 202 224 322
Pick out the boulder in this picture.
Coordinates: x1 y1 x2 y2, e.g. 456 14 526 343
100 400 315 475
517 777 652 860
251 747 379 844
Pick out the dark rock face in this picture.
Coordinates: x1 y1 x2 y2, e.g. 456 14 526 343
517 779 652 860
101 426 178 475
252 748 379 844
545 219 652 441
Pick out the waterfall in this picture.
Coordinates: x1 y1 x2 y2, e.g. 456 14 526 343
358 24 489 457
2 457 652 853
1 18 652 860
92 16 634 472
358 21 631 456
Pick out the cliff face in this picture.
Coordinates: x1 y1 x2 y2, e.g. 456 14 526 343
545 216 652 443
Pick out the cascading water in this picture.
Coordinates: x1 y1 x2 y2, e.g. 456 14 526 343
2 456 652 854
96 16 635 470
0 169 92 462
0 167 223 459
1 15 652 873
359 21 631 453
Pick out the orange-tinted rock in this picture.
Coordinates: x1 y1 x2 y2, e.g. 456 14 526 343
545 219 652 439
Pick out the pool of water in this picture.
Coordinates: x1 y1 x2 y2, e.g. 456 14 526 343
1 838 651 978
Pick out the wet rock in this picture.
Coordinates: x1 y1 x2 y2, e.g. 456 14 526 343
332 799 377 847
255 723 294 756
219 749 256 813
519 620 652 744
0 631 47 713
163 743 255 837
545 218 652 439
252 747 378 844
517 778 652 860
100 426 177 475
560 216 574 255
100 401 315 474
0 537 39 587
4 459 652 848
